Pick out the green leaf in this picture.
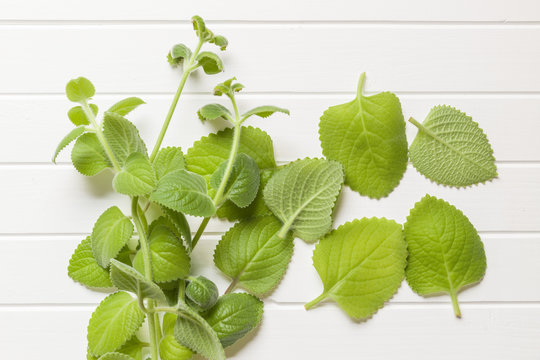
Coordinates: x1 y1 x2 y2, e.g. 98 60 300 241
117 336 145 360
196 51 223 75
91 206 134 268
66 77 95 102
404 195 487 317
113 152 157 196
409 105 497 187
53 125 85 163
197 104 232 122
110 259 167 303
191 15 207 38
167 44 192 67
150 170 215 217
174 304 225 360
161 207 192 249
107 97 145 116
159 334 193 360
103 112 147 166
87 292 146 357
209 35 228 51
98 353 135 360
204 293 263 348
185 276 219 311
263 158 344 242
153 147 185 180
68 236 113 288
71 133 111 176
241 106 289 121
306 218 407 319
210 153 260 208
68 104 98 126
214 216 293 295
133 221 190 283
319 73 408 199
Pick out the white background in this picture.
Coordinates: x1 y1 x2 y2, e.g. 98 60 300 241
1 1 539 358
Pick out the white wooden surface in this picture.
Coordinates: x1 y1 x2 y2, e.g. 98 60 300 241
1 2 539 359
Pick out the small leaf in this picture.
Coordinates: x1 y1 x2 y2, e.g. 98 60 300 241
307 218 407 320
103 112 147 166
66 76 95 102
153 147 185 180
68 236 113 288
150 170 215 217
161 207 192 249
107 97 145 116
409 105 497 187
197 104 232 122
159 334 193 360
117 336 145 360
174 304 225 360
209 35 228 51
210 153 260 208
168 44 192 67
186 276 219 311
110 259 167 303
263 158 344 242
404 195 487 317
98 353 135 360
68 104 98 126
71 133 111 176
91 206 134 268
87 292 145 357
214 216 293 296
319 73 408 199
191 15 207 38
196 52 223 75
242 106 289 121
113 152 157 196
204 293 263 348
53 125 85 163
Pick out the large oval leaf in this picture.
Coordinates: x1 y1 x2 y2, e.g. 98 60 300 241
68 236 113 288
113 152 156 196
71 133 111 176
103 112 147 166
91 206 134 268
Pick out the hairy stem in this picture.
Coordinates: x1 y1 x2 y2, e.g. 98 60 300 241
224 278 239 294
191 217 210 250
304 292 327 310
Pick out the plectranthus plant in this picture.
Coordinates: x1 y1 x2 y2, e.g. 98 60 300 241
53 15 497 360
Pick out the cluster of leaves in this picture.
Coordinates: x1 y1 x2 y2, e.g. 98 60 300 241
54 15 496 360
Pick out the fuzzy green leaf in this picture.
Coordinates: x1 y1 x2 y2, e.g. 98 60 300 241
186 276 219 312
159 334 193 360
117 337 145 360
150 170 215 217
241 106 289 121
71 133 111 176
307 218 407 319
68 236 113 288
209 35 228 51
214 216 293 295
66 77 95 102
319 73 408 199
404 195 487 317
191 15 207 37
68 104 98 126
210 153 260 208
98 353 135 360
153 147 185 180
161 207 192 249
107 97 145 116
168 44 193 67
103 112 147 166
110 259 167 303
174 304 225 360
113 152 156 196
53 125 86 163
196 51 223 75
197 104 232 122
87 292 145 357
263 158 344 242
91 206 134 268
409 105 497 187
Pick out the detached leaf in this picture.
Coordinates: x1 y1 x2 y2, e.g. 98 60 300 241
319 73 408 199
68 104 98 126
98 353 135 360
307 218 407 320
91 206 134 268
153 147 185 180
66 77 95 102
110 259 167 303
197 104 232 122
150 170 215 217
263 158 344 242
168 44 192 67
113 152 157 196
107 97 145 116
404 195 487 317
242 106 289 120
68 236 113 288
214 216 293 296
71 133 111 176
87 292 145 357
409 105 497 187
53 125 85 163
103 112 147 166
196 52 223 75
186 276 219 311
210 153 260 208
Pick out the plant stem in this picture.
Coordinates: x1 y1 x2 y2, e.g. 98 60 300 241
356 72 366 100
450 291 462 318
224 278 239 294
190 217 210 250
304 292 327 310
149 39 204 162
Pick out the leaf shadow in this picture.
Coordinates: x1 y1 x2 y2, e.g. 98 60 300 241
82 170 114 197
